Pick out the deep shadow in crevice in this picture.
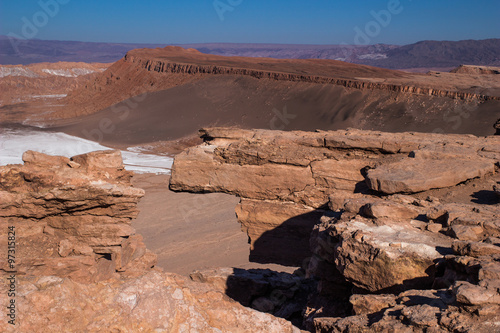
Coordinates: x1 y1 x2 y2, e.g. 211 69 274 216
471 190 499 205
225 267 317 329
249 208 339 267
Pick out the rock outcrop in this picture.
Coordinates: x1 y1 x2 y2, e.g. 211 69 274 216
0 149 154 281
125 53 500 101
170 127 500 332
451 64 500 75
0 150 298 332
190 267 316 326
170 127 499 265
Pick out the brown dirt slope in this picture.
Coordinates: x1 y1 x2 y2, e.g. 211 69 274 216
52 74 500 149
0 62 109 119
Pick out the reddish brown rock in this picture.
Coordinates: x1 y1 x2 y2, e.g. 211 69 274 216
0 150 300 332
366 157 494 194
350 294 397 315
235 199 327 265
0 150 152 282
0 272 299 333
169 127 500 332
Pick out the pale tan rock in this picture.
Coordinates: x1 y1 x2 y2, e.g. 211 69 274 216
170 145 316 202
448 224 483 241
0 272 299 333
453 281 500 305
328 192 368 211
168 127 500 332
361 201 420 220
58 239 73 257
426 223 443 233
350 294 397 315
235 198 324 265
70 149 124 170
310 159 368 191
366 157 494 194
0 150 150 281
325 217 453 292
22 150 70 167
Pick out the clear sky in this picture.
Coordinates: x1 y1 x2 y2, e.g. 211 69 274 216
1 0 499 45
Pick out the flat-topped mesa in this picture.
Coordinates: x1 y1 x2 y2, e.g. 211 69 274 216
61 47 500 121
451 64 500 75
124 48 499 102
0 149 155 282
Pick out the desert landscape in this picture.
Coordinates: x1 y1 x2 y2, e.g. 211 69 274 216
1 1 500 332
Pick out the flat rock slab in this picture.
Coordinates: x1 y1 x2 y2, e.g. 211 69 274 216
330 218 453 292
366 157 494 194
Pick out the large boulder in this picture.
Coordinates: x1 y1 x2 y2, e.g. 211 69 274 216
366 157 494 194
0 271 299 333
314 216 453 293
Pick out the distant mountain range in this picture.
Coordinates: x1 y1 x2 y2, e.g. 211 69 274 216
1 35 499 70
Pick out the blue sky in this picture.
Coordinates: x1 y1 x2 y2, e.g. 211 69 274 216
1 0 499 45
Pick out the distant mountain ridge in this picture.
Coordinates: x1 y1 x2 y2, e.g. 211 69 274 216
0 35 499 70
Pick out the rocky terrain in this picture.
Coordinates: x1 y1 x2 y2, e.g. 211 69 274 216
0 150 297 332
170 127 500 331
451 65 500 75
0 126 499 331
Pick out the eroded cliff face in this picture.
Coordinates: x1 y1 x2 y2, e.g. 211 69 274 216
128 54 499 101
58 46 500 121
0 150 298 333
170 127 500 332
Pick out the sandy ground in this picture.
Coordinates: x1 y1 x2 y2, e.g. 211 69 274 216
131 173 297 276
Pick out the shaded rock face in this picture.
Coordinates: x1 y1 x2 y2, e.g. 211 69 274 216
190 267 316 328
170 127 500 332
0 150 155 281
0 150 298 332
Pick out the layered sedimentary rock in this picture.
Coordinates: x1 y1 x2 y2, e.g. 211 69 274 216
58 46 500 121
0 149 154 281
127 53 500 101
170 127 499 265
0 150 298 332
170 127 500 332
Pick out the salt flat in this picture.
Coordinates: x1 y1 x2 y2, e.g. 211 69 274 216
0 127 173 174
